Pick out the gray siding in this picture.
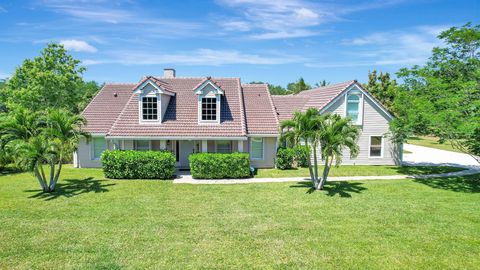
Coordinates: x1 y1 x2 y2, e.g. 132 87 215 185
247 137 277 168
313 90 400 165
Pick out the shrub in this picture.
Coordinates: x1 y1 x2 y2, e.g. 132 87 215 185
101 150 176 179
293 145 310 167
275 147 296 170
189 152 250 179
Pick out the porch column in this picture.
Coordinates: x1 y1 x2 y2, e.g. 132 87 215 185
160 140 166 150
202 140 208 152
237 140 244 152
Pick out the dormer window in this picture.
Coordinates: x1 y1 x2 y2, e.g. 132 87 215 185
345 88 363 125
142 97 158 120
201 97 217 121
194 78 224 124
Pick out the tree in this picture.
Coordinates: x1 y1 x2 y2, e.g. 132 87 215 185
1 43 100 114
391 23 480 161
314 80 330 87
280 109 360 190
1 108 88 192
287 77 311 94
364 70 397 112
316 114 360 190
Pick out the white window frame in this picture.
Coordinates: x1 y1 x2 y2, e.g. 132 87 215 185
141 96 159 121
195 80 223 125
368 135 384 158
215 140 232 153
91 136 106 160
344 89 363 125
250 137 264 160
134 140 152 151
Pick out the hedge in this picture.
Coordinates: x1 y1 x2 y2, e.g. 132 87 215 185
275 148 296 169
293 145 310 167
101 150 176 179
189 152 251 179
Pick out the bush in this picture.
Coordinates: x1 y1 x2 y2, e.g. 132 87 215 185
189 152 250 179
293 145 310 167
275 148 296 170
101 150 176 179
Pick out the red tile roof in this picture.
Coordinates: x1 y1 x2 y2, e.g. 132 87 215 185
81 83 135 134
242 84 279 134
272 80 356 122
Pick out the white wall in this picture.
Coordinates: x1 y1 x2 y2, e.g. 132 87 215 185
247 137 277 168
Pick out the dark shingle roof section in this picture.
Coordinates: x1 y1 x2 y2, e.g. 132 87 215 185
107 78 246 137
81 83 135 134
242 84 279 134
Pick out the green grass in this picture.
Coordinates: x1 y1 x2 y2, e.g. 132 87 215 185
407 136 462 153
256 165 464 178
1 166 479 269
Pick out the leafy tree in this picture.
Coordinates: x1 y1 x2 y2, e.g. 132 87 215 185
1 43 99 114
1 108 88 192
391 23 480 161
77 81 102 112
287 77 311 94
314 80 330 87
364 70 397 112
280 109 360 190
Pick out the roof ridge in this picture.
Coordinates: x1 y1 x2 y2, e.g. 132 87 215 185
104 82 136 85
306 80 356 92
81 84 108 116
237 78 248 136
107 92 136 136
264 84 280 128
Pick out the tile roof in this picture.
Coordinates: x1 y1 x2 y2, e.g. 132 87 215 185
242 84 279 134
107 77 247 137
272 80 356 122
81 83 135 134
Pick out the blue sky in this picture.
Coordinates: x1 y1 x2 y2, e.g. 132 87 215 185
0 0 478 86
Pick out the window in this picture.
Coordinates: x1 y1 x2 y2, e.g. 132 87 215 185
369 136 383 157
135 140 150 151
216 140 231 153
142 97 158 120
201 97 217 121
92 137 106 160
347 94 360 123
250 138 264 160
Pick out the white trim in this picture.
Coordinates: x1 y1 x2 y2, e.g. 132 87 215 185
198 94 221 125
138 92 162 125
247 134 278 137
368 135 384 158
250 137 265 160
133 79 175 96
320 83 394 120
107 136 248 140
194 80 225 95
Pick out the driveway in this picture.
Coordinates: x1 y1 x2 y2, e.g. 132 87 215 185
403 144 480 168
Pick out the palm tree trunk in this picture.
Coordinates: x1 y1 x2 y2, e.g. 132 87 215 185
38 164 51 192
51 161 62 191
319 155 334 190
49 162 55 188
34 164 48 192
312 142 319 187
304 140 314 181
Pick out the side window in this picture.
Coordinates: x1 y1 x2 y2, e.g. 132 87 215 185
216 140 231 153
346 94 360 124
369 136 383 158
250 138 264 160
92 137 106 160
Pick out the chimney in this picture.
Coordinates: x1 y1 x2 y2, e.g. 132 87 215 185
163 68 176 78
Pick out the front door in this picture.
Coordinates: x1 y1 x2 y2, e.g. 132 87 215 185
179 140 194 168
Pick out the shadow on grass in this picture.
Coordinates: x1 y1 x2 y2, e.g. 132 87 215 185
395 166 464 175
25 177 115 201
413 174 480 193
290 181 367 197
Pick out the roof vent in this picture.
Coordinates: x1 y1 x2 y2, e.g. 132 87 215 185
163 68 176 78
113 93 118 97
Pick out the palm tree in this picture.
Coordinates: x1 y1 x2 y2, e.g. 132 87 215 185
1 108 89 192
316 114 360 190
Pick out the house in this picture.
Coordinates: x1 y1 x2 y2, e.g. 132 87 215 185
74 68 401 169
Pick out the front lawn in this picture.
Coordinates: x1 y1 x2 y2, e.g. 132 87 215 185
407 136 462 153
1 166 479 269
256 165 464 178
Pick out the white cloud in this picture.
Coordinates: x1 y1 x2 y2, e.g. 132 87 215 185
60 39 97 52
341 25 448 66
83 49 305 66
0 6 7 13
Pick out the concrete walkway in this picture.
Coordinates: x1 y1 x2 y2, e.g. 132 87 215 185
174 144 480 185
173 167 480 185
